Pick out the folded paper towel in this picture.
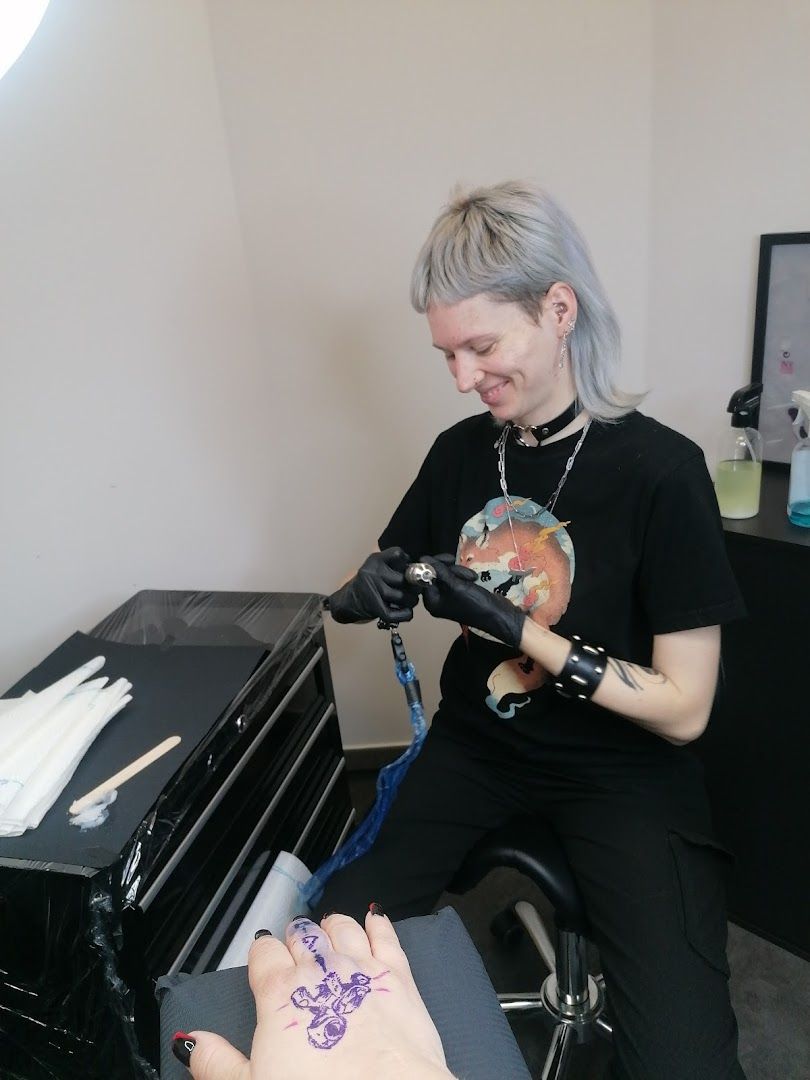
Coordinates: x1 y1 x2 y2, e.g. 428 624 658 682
0 657 132 836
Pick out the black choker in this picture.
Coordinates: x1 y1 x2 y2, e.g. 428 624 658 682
512 399 582 447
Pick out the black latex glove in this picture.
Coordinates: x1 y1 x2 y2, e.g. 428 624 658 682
420 554 526 650
327 547 420 624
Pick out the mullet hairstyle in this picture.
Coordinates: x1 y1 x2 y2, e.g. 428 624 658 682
410 180 643 421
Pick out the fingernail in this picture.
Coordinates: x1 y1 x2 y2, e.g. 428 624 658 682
369 901 385 917
171 1032 195 1067
320 911 335 919
291 913 310 921
254 928 272 939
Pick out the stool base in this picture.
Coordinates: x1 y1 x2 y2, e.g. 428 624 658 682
495 903 612 1080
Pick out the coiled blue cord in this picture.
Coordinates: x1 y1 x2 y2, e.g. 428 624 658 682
301 629 427 907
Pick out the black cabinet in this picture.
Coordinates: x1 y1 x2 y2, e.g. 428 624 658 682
694 472 810 960
0 591 354 1079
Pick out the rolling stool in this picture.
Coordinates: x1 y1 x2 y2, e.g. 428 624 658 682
448 816 612 1080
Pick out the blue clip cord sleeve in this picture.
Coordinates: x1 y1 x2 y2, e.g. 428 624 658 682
301 659 427 907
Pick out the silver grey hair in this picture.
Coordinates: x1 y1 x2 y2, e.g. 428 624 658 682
410 180 643 421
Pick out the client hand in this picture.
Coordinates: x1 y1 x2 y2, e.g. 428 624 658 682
327 548 420 624
174 910 455 1080
420 554 526 650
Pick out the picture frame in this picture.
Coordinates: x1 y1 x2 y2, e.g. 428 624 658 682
751 232 810 467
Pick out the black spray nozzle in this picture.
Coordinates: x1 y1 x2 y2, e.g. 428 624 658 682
727 382 762 428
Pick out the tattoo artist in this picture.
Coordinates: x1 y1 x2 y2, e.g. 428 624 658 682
320 182 748 1080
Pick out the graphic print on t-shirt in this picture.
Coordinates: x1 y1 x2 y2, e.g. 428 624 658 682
457 496 574 718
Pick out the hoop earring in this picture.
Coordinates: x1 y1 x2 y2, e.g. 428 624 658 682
559 320 575 370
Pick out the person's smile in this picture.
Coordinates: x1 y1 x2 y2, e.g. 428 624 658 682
427 294 575 428
477 378 510 406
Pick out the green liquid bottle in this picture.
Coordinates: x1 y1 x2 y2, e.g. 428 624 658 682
715 459 763 519
715 383 763 520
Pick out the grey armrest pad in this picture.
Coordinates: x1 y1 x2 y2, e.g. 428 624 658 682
156 905 531 1080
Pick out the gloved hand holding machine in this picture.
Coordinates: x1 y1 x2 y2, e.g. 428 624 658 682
217 548 520 969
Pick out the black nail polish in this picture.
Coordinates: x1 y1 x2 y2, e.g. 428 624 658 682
172 1032 195 1067
254 928 272 939
320 911 335 919
369 901 385 917
291 913 310 921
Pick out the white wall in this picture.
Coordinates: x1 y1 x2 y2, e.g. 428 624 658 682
646 0 810 460
0 2 264 687
3 1 806 748
203 0 653 746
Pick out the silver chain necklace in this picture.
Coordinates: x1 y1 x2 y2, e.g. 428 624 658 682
494 419 591 570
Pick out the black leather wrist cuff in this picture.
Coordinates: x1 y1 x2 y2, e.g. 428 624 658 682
553 635 607 701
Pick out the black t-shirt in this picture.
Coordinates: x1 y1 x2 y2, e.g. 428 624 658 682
379 410 745 771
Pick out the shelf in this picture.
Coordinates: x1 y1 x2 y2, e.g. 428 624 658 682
721 467 810 549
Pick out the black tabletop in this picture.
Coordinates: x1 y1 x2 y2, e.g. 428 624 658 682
721 468 810 548
0 632 265 873
0 592 324 874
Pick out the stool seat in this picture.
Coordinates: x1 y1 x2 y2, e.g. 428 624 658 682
448 816 590 934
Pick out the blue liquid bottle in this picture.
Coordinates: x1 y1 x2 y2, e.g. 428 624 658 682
787 390 810 527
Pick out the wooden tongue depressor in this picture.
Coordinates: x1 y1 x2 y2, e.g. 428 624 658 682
68 735 182 816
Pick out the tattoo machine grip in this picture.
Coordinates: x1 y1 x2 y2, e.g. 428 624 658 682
404 562 437 588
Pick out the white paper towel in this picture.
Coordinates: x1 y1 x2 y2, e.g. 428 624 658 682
217 851 312 970
0 659 132 836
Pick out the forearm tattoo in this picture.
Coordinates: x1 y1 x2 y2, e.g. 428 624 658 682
607 657 668 691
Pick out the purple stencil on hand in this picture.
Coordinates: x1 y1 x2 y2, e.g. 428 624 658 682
290 970 372 1049
300 932 327 971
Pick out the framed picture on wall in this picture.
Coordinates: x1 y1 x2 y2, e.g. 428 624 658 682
751 232 810 466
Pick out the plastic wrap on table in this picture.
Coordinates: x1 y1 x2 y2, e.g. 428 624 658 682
90 589 323 650
88 590 326 908
0 590 327 1080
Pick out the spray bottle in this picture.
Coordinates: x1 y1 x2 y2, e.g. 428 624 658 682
715 382 763 519
787 389 810 527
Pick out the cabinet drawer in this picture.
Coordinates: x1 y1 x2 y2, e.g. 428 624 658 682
134 712 345 977
135 643 325 909
182 726 350 974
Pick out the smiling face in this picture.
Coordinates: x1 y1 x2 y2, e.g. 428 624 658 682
427 290 578 428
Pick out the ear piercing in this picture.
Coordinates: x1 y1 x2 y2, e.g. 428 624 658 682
559 320 575 369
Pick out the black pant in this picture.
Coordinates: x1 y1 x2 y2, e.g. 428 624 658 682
318 723 746 1080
